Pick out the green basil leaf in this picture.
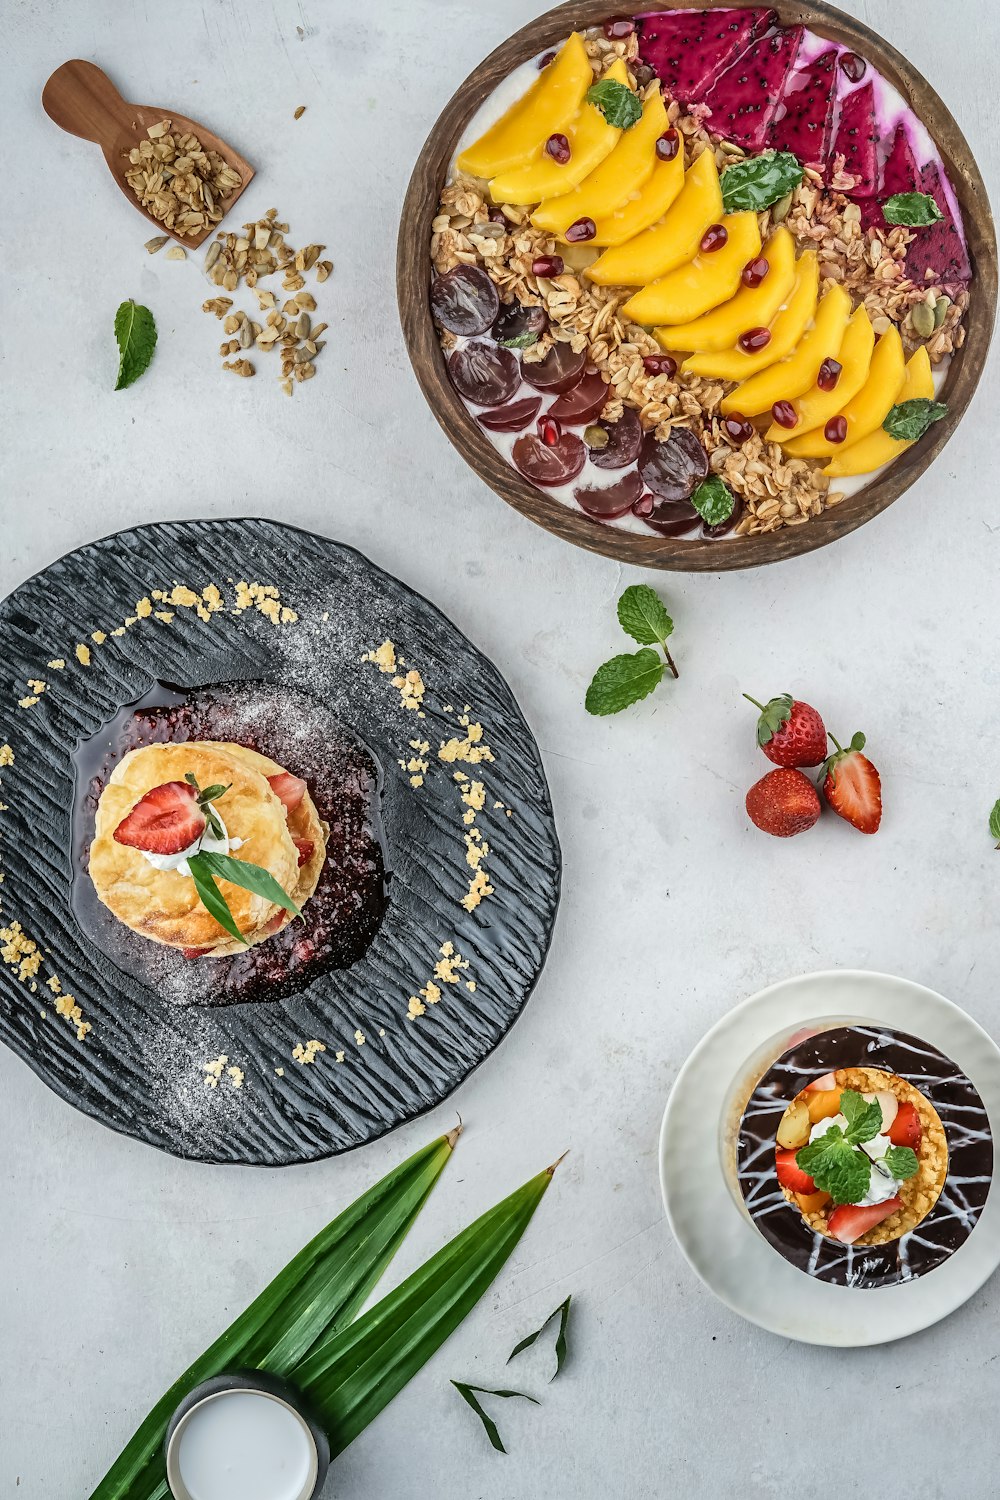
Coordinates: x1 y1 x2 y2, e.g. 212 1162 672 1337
720 151 803 213
450 1382 539 1454
585 649 664 716
113 299 157 391
193 850 300 916
882 397 949 442
507 1293 572 1379
585 79 642 130
186 854 247 946
691 474 735 526
882 192 944 227
990 798 1000 843
617 585 673 646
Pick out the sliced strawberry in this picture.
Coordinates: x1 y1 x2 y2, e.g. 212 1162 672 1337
744 692 827 767
775 1148 817 1195
293 837 314 868
113 780 205 855
182 946 210 959
268 772 307 815
745 767 821 838
827 1195 902 1245
888 1100 922 1150
822 731 882 833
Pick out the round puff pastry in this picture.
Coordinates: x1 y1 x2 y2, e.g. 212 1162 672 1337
89 742 300 950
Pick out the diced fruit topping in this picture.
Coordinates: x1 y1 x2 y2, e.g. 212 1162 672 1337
113 780 205 855
700 223 729 253
603 16 635 40
565 216 597 242
267 772 307 814
738 325 771 353
888 1101 922 1151
589 407 643 469
531 254 565 278
639 427 708 501
839 50 866 82
776 1098 811 1149
546 368 609 425
655 128 680 160
745 767 821 837
868 1089 899 1133
512 430 586 486
827 1196 902 1244
476 396 542 433
293 838 315 867
795 1190 832 1212
698 25 804 153
722 412 754 444
538 415 562 446
573 469 643 519
492 301 548 347
636 8 779 109
806 1071 837 1092
776 1148 817 1194
448 343 521 407
817 356 842 390
770 399 797 428
545 132 571 163
822 731 883 833
521 341 586 392
744 692 827 767
741 255 770 288
430 264 500 337
806 1088 843 1124
824 415 848 443
643 353 677 377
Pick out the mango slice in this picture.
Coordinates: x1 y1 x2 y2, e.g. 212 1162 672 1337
586 149 723 286
587 147 686 246
783 327 906 457
654 227 796 353
456 33 592 178
530 77 665 234
489 60 631 205
620 212 761 326
765 308 875 442
823 347 934 476
721 284 851 417
683 252 818 380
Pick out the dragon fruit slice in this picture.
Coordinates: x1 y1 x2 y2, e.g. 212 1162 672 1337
767 46 838 169
831 80 879 195
859 119 920 229
636 7 777 103
906 159 972 283
699 26 804 152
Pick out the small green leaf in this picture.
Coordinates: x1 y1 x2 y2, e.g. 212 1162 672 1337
796 1129 872 1205
113 299 157 390
990 798 1000 843
720 150 803 212
882 192 944 227
192 850 300 917
507 1293 572 1379
585 79 642 130
451 1382 539 1454
498 330 541 349
585 649 664 716
882 397 949 442
198 784 231 804
841 1089 883 1145
691 474 735 526
884 1145 919 1181
617 585 673 646
186 855 247 946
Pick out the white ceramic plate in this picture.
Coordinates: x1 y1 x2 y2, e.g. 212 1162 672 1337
659 970 1000 1345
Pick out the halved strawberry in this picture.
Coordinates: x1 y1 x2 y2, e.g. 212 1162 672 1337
268 772 307 815
113 780 205 855
293 837 314 868
888 1100 922 1150
822 731 882 834
775 1148 817 1195
827 1195 902 1244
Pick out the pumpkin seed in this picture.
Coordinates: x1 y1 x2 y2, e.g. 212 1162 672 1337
911 300 935 338
584 424 609 450
771 192 794 223
933 295 951 328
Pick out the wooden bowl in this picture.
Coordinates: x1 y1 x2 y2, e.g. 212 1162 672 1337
398 0 996 571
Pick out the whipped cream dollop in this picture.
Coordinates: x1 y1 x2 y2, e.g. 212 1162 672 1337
809 1113 900 1208
142 815 243 877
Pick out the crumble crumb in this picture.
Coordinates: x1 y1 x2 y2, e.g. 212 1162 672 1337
292 1038 326 1064
226 1065 244 1089
47 659 65 670
91 630 107 645
75 644 91 665
0 746 14 767
203 1053 229 1087
354 1029 365 1046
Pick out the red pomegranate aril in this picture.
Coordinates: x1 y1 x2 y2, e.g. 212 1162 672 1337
723 412 754 444
538 416 562 447
538 49 556 69
839 51 866 82
565 217 597 243
741 256 770 288
824 415 848 444
531 254 564 278
817 357 843 391
771 400 798 429
642 353 677 377
655 129 680 161
545 133 571 164
700 224 728 253
603 16 635 39
738 326 771 354
632 493 655 519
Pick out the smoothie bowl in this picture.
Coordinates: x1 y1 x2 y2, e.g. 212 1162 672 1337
398 2 996 570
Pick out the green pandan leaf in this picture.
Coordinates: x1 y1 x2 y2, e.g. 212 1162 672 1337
451 1383 540 1453
507 1293 572 1379
191 850 300 917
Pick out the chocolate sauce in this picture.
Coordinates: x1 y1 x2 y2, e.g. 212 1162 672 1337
71 681 389 1007
737 1025 994 1289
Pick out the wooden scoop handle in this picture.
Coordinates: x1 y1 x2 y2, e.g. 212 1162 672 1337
42 60 136 146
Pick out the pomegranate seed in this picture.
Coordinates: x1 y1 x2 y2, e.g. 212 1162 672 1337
741 256 770 288
545 133 571 164
538 50 556 69
700 224 729 254
531 254 564 278
655 129 680 161
603 17 635 39
632 493 655 519
643 353 677 378
538 416 562 447
824 415 848 443
771 400 797 429
488 205 507 224
817 357 843 391
723 412 754 444
737 326 771 354
839 51 866 83
565 216 597 243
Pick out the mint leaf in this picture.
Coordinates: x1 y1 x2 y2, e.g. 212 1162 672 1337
840 1088 883 1145
113 298 157 390
192 850 300 916
796 1129 871 1205
884 1145 919 1181
450 1382 539 1454
882 397 948 442
498 330 541 349
617 584 673 646
186 856 247 946
882 192 944 227
585 79 641 130
585 649 663 716
691 474 735 526
507 1294 572 1380
988 797 1000 844
720 150 803 212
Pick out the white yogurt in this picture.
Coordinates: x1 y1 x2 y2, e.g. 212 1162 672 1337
809 1113 900 1207
174 1390 315 1500
142 814 242 877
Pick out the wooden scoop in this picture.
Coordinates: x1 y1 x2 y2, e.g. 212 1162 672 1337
42 60 254 247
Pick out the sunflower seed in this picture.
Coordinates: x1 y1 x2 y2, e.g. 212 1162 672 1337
295 312 311 339
144 235 170 254
294 105 306 120
204 240 222 271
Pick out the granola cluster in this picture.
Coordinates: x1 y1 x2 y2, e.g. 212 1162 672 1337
124 119 242 238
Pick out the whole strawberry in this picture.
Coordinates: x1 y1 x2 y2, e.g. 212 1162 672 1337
822 731 882 834
744 692 827 767
746 768 821 838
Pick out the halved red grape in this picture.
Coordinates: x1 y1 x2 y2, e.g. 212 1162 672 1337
638 428 708 501
476 396 541 432
493 301 549 347
431 264 499 336
448 342 520 406
512 431 586 487
547 369 609 425
589 407 642 470
521 342 587 393
574 469 643 520
641 498 701 537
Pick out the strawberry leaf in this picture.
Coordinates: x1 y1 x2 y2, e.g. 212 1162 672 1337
617 585 672 646
745 692 793 747
585 650 663 716
450 1383 540 1454
193 851 300 916
113 299 157 391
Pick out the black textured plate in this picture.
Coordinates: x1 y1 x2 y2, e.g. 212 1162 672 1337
0 519 560 1164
